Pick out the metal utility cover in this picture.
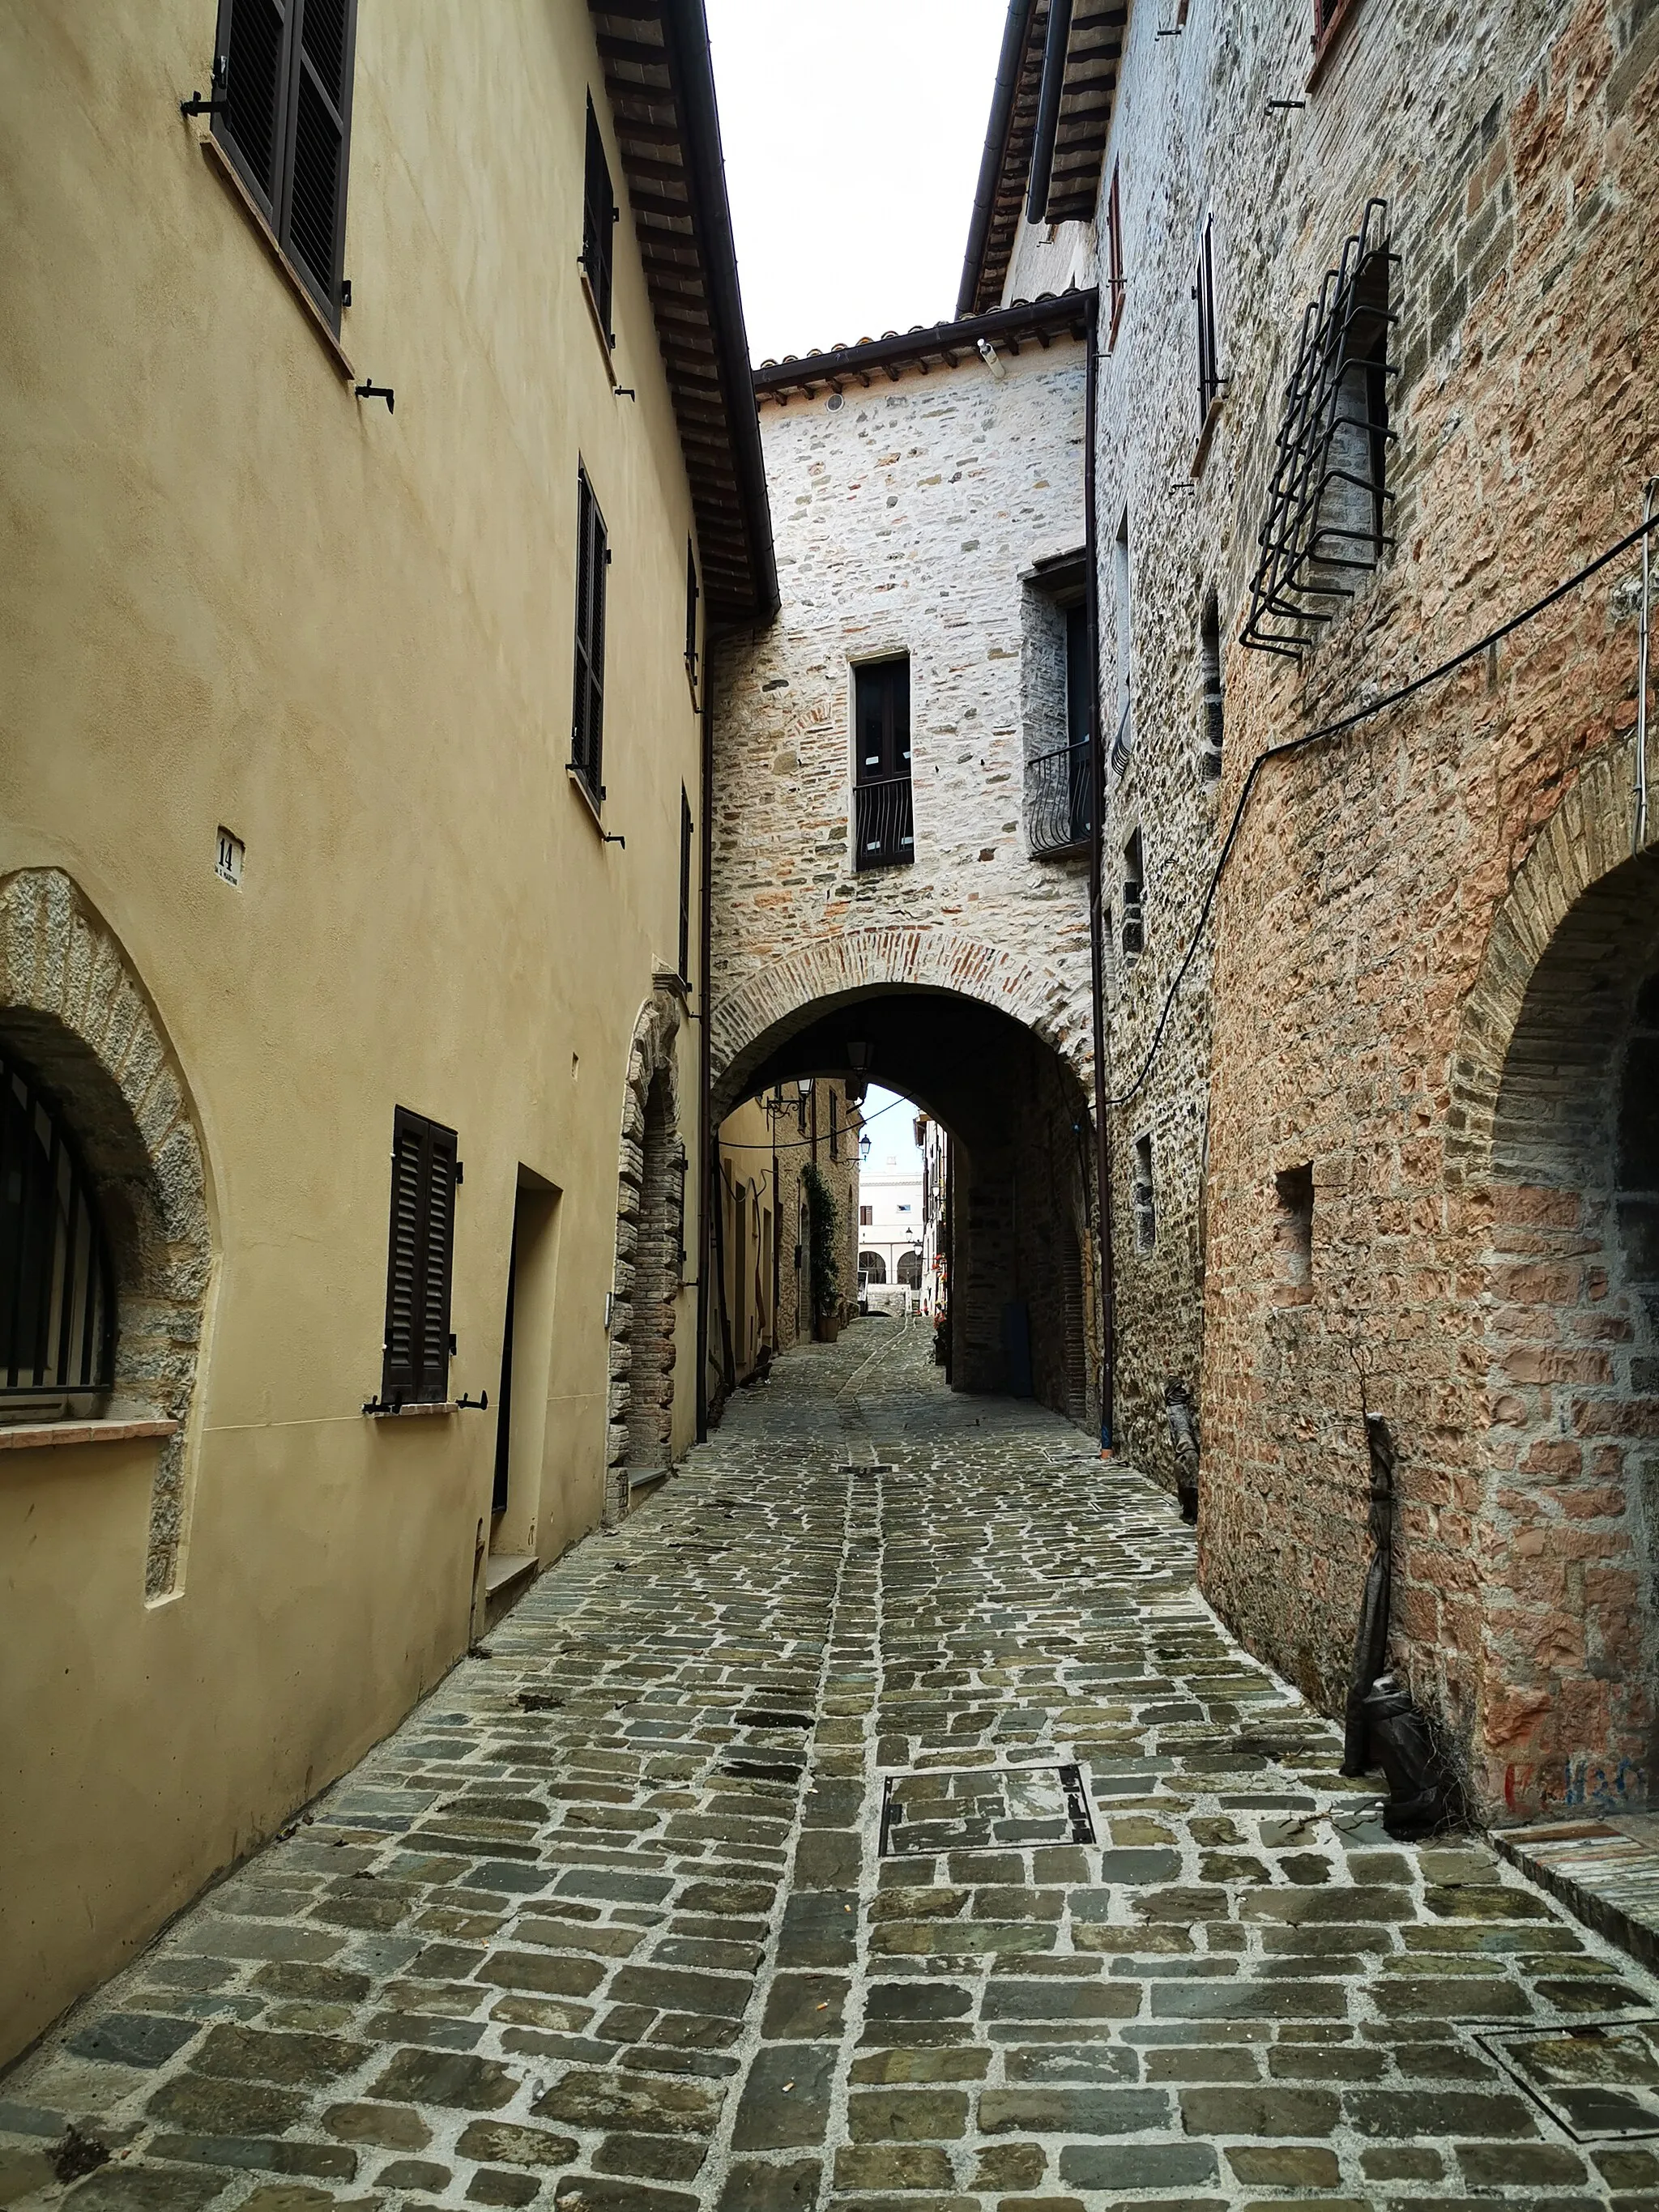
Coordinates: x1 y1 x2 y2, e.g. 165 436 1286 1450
1480 2015 1659 2141
881 1762 1096 1856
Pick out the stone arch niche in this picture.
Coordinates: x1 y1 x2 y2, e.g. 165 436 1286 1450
1450 747 1659 1816
0 868 213 1598
606 991 685 1525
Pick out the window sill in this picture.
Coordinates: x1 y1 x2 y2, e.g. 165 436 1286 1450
0 1417 178 1454
579 266 619 386
197 130 356 382
365 1400 458 1419
567 763 608 829
1307 0 1363 88
654 969 691 1002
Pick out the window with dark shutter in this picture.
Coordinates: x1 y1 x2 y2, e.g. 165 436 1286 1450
381 1106 457 1406
212 0 358 330
852 658 915 871
677 786 694 986
1105 163 1125 346
582 95 617 346
571 464 608 802
1194 214 1221 424
684 540 701 686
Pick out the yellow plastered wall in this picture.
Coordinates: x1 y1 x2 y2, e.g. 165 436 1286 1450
0 0 710 2060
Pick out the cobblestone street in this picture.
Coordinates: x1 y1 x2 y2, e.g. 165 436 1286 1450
6 1315 1659 2212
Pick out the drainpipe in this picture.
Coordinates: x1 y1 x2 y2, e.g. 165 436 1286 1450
1637 478 1656 855
1084 288 1115 1451
1026 0 1074 225
695 654 716 1441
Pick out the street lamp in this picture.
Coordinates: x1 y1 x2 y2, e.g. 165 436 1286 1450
859 1130 872 1163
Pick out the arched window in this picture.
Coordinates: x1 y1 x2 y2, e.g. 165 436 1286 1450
897 1250 923 1289
1 1042 116 1409
859 1249 887 1284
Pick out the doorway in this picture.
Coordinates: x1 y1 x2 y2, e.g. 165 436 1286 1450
487 1169 560 1607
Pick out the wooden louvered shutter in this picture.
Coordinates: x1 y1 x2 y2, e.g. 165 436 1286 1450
582 97 616 344
571 467 608 796
279 0 357 326
381 1107 457 1404
215 0 291 221
212 0 357 330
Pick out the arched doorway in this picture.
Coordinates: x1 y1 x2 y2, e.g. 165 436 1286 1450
859 1250 887 1284
896 1249 923 1289
1482 843 1659 1811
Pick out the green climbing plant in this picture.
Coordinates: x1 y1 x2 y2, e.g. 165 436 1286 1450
802 1161 842 1321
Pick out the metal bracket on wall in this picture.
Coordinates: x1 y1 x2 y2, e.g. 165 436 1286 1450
456 1391 489 1410
355 381 394 413
180 57 227 117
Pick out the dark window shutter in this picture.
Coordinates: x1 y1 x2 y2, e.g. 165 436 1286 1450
381 1106 457 1404
215 0 290 215
214 0 356 329
684 539 700 678
572 466 608 796
678 786 693 985
582 96 616 343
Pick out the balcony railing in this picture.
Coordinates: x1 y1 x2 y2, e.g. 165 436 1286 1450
1026 739 1094 858
854 774 915 870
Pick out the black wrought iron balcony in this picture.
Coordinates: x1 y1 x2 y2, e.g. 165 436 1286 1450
854 774 915 871
1026 739 1094 858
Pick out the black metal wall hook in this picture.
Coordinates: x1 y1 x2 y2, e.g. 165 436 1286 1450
456 1391 489 1410
180 54 228 117
356 381 395 413
362 1392 405 1415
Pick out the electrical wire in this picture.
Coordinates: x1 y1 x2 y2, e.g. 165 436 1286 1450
717 1089 915 1153
1103 506 1659 1110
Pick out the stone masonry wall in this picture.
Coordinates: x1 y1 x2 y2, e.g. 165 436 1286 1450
1047 0 1659 1813
710 344 1094 1093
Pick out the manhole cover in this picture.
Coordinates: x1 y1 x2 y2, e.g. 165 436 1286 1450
880 1762 1096 1856
1480 2016 1659 2140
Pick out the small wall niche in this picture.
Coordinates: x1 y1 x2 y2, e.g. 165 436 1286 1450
1274 1164 1314 1287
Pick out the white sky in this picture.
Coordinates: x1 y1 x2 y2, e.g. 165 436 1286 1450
859 1085 926 1175
705 0 1009 365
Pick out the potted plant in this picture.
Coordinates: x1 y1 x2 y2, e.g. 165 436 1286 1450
803 1163 842 1342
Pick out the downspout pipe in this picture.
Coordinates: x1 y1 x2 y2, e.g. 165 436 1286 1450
695 650 716 1441
1026 0 1074 226
957 0 1038 318
1084 289 1115 1452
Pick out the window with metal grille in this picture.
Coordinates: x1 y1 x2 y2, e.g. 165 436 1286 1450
571 464 608 801
211 0 359 330
582 94 617 346
853 658 915 871
0 1044 116 1409
381 1106 458 1406
1198 590 1224 781
677 786 694 986
1243 200 1399 658
1105 163 1125 345
684 541 700 686
1194 213 1221 424
1122 829 1145 958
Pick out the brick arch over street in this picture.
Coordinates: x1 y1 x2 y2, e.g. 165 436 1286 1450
710 927 1089 1122
711 940 1100 1430
0 867 213 1597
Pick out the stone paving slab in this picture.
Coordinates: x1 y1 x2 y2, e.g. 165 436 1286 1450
1495 1821 1659 1974
6 1315 1659 2210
